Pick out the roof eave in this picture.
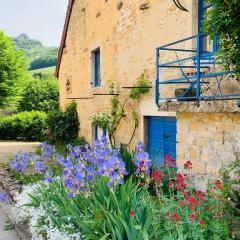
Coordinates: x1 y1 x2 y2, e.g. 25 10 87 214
55 0 75 78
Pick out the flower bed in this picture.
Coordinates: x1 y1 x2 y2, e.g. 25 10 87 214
0 137 235 239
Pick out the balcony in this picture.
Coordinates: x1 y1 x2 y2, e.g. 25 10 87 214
155 33 240 105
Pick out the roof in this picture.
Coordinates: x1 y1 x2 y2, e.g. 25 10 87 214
55 0 75 77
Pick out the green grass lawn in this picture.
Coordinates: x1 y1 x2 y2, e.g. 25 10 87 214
29 66 56 76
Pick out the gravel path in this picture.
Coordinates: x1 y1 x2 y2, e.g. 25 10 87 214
0 141 39 239
0 142 40 163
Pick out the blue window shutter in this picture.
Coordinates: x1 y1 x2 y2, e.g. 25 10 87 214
147 117 177 168
95 125 98 141
94 49 101 87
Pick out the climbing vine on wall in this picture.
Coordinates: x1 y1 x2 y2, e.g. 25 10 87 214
91 72 151 147
204 0 240 77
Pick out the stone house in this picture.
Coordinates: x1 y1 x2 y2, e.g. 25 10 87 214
56 0 240 175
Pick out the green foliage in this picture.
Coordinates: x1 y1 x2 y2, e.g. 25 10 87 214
46 102 80 144
130 72 151 100
28 177 155 240
30 66 56 79
13 33 58 70
0 31 27 108
220 153 240 239
204 0 240 77
119 146 136 180
91 96 124 147
0 111 47 141
18 77 59 112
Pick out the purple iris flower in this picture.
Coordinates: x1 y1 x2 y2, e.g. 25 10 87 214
109 171 119 180
64 160 73 169
56 154 65 165
34 162 45 174
44 168 54 183
74 172 83 181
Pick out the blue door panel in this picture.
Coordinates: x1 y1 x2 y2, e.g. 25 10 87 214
147 116 176 167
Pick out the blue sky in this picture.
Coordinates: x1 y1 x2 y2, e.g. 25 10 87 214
0 0 68 46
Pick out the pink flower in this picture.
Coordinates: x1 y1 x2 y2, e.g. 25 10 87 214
176 181 187 190
176 173 185 182
184 160 192 169
196 190 204 200
189 213 197 221
185 196 198 207
214 179 223 190
199 219 205 225
178 200 185 206
172 212 180 223
130 209 135 218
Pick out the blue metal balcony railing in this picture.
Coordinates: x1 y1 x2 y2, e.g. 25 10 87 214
155 33 240 105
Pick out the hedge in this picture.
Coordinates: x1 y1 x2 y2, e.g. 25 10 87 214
0 111 47 141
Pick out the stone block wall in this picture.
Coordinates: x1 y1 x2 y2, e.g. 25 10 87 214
59 0 194 145
177 112 240 175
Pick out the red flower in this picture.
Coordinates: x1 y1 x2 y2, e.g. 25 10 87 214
150 170 162 183
138 182 145 187
176 173 185 182
164 155 175 168
196 190 204 200
214 179 223 190
176 181 187 190
199 219 205 225
181 191 190 196
172 212 180 223
167 181 174 189
130 209 135 218
185 196 198 207
184 160 192 169
178 200 185 206
189 213 197 221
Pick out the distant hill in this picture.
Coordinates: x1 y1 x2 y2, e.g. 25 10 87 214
13 34 59 71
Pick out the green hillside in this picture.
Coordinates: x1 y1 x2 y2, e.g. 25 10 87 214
29 66 56 78
13 34 59 71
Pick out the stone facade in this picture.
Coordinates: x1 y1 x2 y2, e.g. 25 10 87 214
177 112 240 175
58 0 240 174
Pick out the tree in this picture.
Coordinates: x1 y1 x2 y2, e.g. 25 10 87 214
0 31 27 108
204 0 240 77
18 77 59 113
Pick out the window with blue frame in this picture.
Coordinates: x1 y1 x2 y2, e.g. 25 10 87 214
198 0 218 55
93 124 107 142
92 48 101 87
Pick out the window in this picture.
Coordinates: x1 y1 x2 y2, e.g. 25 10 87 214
198 1 218 54
93 124 107 143
92 48 101 87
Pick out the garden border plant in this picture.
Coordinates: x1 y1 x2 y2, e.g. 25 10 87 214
1 137 233 240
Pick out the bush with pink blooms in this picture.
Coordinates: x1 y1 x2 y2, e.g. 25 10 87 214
143 157 231 239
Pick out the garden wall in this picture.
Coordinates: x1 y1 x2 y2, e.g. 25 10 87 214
177 112 240 175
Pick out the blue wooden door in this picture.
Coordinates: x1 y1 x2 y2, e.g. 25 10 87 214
147 116 176 167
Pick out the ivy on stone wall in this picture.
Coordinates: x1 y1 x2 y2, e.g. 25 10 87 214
204 0 240 77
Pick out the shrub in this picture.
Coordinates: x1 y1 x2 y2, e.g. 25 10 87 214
0 31 27 108
148 160 230 239
204 0 240 77
0 111 47 141
18 77 59 112
220 153 240 239
46 102 79 144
